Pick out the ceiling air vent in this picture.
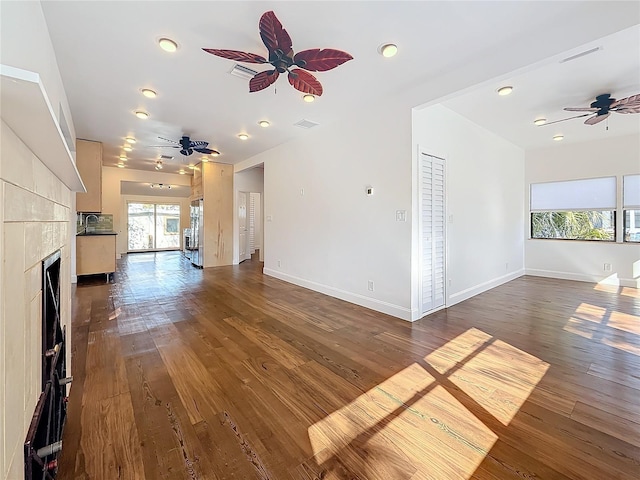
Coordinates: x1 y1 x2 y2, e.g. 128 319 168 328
294 119 320 129
560 46 601 64
160 155 174 160
229 64 258 80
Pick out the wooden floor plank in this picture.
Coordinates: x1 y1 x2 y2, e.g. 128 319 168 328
59 251 640 480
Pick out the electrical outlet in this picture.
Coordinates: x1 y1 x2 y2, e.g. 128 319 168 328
603 263 612 272
367 280 374 291
277 260 281 267
300 188 305 196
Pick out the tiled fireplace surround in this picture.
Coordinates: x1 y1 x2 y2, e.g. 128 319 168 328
1 120 73 479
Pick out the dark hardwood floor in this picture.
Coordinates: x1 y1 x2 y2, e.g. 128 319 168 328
59 251 640 479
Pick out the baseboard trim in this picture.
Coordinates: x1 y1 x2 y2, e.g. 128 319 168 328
263 268 413 321
525 269 639 288
448 269 525 306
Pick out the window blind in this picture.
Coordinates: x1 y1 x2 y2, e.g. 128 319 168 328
530 176 616 211
623 174 640 208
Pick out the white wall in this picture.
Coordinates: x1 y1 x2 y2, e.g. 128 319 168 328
0 3 76 478
241 99 414 319
101 166 191 256
525 133 640 287
233 166 264 264
412 104 526 316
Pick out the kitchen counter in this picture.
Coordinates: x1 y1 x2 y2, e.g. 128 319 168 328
76 233 116 279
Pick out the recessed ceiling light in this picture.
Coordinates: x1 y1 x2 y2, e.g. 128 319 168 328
188 164 196 169
201 157 209 163
379 43 398 58
303 94 315 103
117 163 125 168
258 120 270 128
534 118 547 126
119 155 127 161
179 170 186 175
141 88 157 98
125 137 136 144
123 145 132 152
237 133 249 140
497 86 513 96
158 38 178 53
135 110 149 119
553 134 564 141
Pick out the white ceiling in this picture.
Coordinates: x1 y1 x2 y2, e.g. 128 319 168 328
40 2 640 175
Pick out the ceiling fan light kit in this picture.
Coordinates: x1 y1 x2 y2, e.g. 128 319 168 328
150 136 219 157
202 10 353 96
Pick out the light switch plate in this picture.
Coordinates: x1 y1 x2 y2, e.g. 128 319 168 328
396 210 406 222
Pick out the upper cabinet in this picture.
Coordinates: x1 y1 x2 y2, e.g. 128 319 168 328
76 139 102 212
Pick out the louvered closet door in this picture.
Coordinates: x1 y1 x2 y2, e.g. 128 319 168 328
249 194 256 254
421 153 446 314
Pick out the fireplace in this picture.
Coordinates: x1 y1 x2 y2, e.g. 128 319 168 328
24 250 70 479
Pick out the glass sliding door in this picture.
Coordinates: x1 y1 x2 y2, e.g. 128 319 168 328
127 202 180 252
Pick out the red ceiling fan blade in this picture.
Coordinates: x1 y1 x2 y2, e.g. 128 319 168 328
611 93 640 114
288 69 323 95
259 11 293 56
539 113 591 126
564 107 599 112
584 112 610 125
293 49 353 72
249 70 280 92
202 49 267 64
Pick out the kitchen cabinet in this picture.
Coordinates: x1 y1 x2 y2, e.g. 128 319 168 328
76 139 102 212
76 234 116 278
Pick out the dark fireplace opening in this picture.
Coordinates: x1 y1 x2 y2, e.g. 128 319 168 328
24 250 70 479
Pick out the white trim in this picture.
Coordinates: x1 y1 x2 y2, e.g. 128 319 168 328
448 269 525 306
263 268 414 321
71 274 77 284
525 268 639 288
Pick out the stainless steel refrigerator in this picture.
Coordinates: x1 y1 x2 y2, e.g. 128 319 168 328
190 199 204 268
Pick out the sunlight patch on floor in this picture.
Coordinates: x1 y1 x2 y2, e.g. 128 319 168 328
607 310 640 335
307 327 552 478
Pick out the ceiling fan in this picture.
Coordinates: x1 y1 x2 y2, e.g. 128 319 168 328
202 10 353 96
150 136 220 156
544 93 640 126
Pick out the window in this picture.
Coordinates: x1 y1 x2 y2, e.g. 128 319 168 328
530 177 616 241
623 174 640 243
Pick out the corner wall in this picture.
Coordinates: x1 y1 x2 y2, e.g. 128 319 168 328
525 133 640 287
244 99 414 319
411 104 526 316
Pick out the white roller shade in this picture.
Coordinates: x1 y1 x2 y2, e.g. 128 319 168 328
623 174 640 208
531 177 616 211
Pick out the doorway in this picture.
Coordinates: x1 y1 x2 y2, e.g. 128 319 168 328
238 192 262 263
127 202 181 252
419 152 446 315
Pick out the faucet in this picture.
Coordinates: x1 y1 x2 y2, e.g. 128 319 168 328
84 214 99 232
